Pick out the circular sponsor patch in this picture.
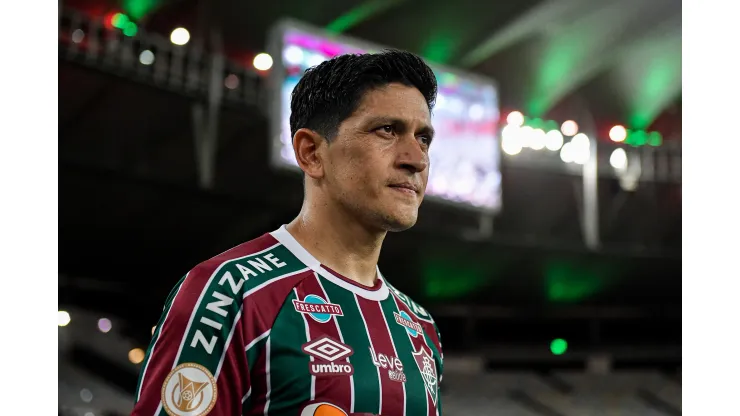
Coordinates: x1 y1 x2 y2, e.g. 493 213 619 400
300 402 348 416
304 294 332 323
161 362 217 416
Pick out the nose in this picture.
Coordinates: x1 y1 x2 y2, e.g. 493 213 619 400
396 134 428 173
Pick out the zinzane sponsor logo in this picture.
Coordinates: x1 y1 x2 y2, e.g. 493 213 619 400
293 294 344 323
302 336 354 376
189 250 288 355
393 311 422 337
369 347 406 383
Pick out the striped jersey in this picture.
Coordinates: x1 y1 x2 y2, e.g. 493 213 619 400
132 225 444 416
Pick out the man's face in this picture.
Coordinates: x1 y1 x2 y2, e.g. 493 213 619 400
322 83 434 232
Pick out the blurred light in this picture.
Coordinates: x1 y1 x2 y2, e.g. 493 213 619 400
506 111 524 127
545 130 564 151
58 311 71 327
111 13 128 29
560 142 574 163
139 50 154 65
501 125 523 156
98 318 112 333
468 104 484 120
129 348 146 364
224 74 239 90
648 131 663 146
151 326 157 335
570 133 591 165
283 45 304 66
561 120 578 136
571 133 590 149
519 126 534 148
610 148 628 170
84 412 95 416
609 125 627 142
530 128 546 150
307 53 326 67
550 338 568 355
170 27 190 46
123 22 138 37
253 53 273 71
72 29 85 44
80 388 93 403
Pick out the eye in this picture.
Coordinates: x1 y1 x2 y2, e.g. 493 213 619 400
418 135 432 147
378 125 395 135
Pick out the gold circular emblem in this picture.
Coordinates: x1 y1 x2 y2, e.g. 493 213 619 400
161 362 218 416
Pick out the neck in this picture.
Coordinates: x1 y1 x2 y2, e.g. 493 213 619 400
286 198 385 287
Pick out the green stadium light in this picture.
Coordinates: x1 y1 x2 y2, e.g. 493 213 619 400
123 21 138 37
550 338 568 355
111 13 129 29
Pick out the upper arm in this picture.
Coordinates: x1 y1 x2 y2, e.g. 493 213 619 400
132 265 251 416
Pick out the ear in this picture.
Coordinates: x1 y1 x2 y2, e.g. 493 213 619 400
292 128 326 179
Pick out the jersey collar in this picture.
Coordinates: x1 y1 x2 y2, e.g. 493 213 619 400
270 225 390 301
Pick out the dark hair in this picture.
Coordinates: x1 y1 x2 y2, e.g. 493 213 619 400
289 49 437 141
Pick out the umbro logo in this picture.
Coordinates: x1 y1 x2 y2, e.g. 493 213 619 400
302 336 354 376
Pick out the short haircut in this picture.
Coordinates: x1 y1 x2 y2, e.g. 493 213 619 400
289 49 437 141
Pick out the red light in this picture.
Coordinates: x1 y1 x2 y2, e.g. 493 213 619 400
104 12 117 29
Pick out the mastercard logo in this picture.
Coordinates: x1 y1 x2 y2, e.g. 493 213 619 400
300 403 348 416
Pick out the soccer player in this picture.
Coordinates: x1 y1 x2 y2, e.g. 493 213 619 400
132 50 443 416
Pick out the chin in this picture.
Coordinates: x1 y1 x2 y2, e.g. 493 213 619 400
378 210 419 232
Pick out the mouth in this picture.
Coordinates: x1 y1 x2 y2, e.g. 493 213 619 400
388 182 419 196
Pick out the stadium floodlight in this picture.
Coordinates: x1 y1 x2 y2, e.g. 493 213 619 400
129 348 145 364
561 120 578 136
560 142 574 163
501 125 523 155
610 148 628 170
530 128 546 150
570 133 591 165
253 53 274 71
58 310 71 327
506 110 524 127
609 125 627 142
545 130 564 151
170 27 190 45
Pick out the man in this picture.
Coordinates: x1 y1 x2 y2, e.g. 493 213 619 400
132 50 443 416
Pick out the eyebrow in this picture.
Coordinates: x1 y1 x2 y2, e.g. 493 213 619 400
365 116 436 139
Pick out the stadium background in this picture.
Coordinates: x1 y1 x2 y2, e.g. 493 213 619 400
57 0 681 414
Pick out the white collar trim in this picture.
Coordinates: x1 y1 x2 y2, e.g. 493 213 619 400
270 225 390 301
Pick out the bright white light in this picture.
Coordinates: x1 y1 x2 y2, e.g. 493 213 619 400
139 50 154 65
170 27 190 46
307 53 326 68
560 142 574 163
519 126 534 148
561 120 579 136
58 311 71 327
151 326 157 335
545 130 564 151
283 45 304 66
610 148 628 169
506 111 524 127
98 318 112 333
609 125 627 142
501 126 523 155
571 135 591 165
530 128 546 150
468 104 484 120
253 53 273 71
571 133 590 149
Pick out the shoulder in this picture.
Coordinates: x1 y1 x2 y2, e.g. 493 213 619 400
186 232 310 291
386 283 436 324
